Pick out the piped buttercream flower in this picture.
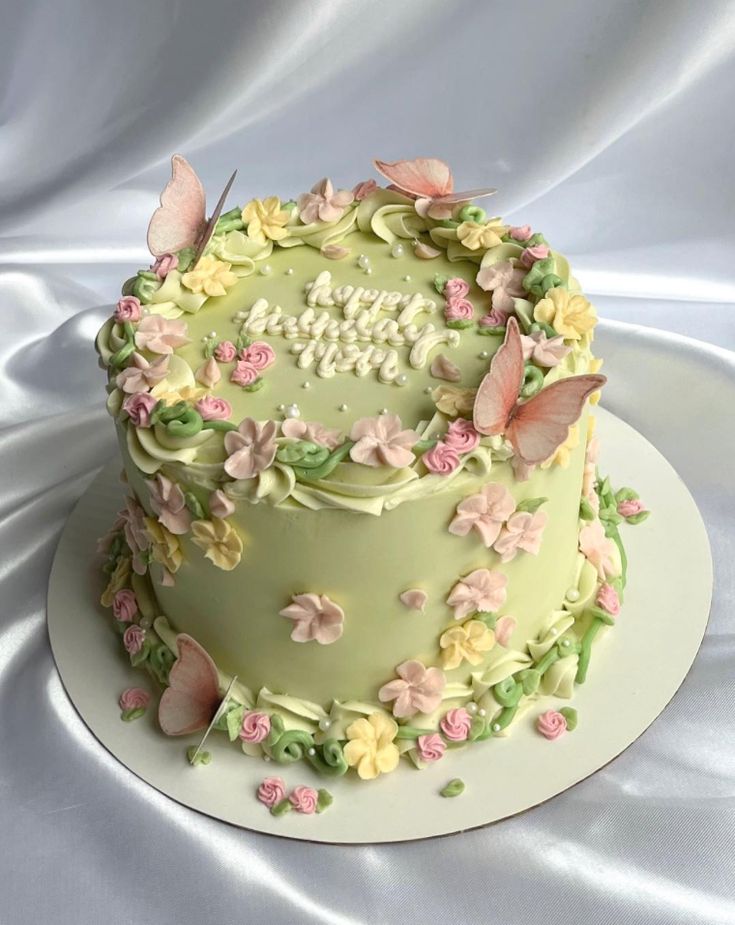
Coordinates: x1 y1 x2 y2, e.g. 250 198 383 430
134 315 190 355
239 711 271 744
443 277 470 299
281 418 343 450
114 296 142 323
101 555 131 607
446 568 507 619
520 244 550 267
579 521 619 579
439 620 495 670
343 712 400 780
181 255 238 297
448 483 516 547
475 260 526 313
508 224 532 241
119 688 150 711
378 660 446 718
240 341 276 372
279 593 345 645
195 396 232 421
415 733 446 763
123 624 146 655
144 516 183 574
519 330 571 367
536 709 567 740
457 217 507 251
290 785 319 814
122 391 158 427
230 360 260 387
349 414 419 468
257 776 286 809
147 473 191 535
208 489 235 519
439 707 472 741
116 353 170 393
190 519 244 571
444 418 480 454
121 496 150 575
492 510 548 563
297 178 354 224
241 196 290 245
195 357 221 388
617 498 646 518
494 615 516 647
224 418 278 480
533 288 596 341
596 583 621 616
352 179 378 201
112 588 138 623
214 340 237 363
431 385 477 417
422 442 461 475
444 297 474 324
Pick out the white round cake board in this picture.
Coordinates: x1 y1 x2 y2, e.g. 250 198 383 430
47 408 712 844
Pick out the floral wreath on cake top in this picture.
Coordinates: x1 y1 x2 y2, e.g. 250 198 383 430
96 156 649 793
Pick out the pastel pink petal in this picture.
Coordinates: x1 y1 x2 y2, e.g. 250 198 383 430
399 589 428 611
319 201 345 223
447 514 475 538
379 679 408 704
376 444 414 468
494 616 516 647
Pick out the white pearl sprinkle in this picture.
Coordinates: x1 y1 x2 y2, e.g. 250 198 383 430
260 264 272 276
285 403 301 419
318 718 331 732
466 702 478 715
478 708 487 718
551 627 559 636
338 403 348 412
403 275 412 282
209 331 216 338
562 639 571 647
423 386 433 394
390 243 405 258
364 267 373 275
302 381 311 390
201 336 208 343
263 755 271 762
395 374 408 387
277 403 285 412
566 588 580 602
479 350 489 359
492 723 501 732
357 254 370 269
286 268 294 275
379 408 389 415
307 747 316 756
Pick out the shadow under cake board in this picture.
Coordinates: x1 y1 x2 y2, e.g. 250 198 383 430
47 407 712 844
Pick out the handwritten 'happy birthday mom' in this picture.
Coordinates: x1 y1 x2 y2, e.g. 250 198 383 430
234 270 460 384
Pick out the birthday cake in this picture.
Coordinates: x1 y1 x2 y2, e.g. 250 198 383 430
96 156 648 800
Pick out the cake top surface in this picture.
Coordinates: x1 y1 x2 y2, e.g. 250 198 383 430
96 156 604 511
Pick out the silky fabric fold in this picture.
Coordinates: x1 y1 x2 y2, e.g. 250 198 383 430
1 0 734 922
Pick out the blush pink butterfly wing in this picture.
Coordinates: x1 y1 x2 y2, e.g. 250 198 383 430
147 154 207 257
374 157 454 198
473 316 525 435
158 634 221 736
506 374 607 464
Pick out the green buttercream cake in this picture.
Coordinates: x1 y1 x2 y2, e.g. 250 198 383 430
96 156 648 786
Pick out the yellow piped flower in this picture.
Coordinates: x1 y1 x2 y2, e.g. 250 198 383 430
100 555 131 607
191 518 243 571
343 712 400 780
440 619 495 670
181 255 238 298
144 517 183 573
588 357 604 405
432 384 477 417
533 288 597 341
456 217 507 251
541 423 580 470
153 385 208 407
241 196 290 245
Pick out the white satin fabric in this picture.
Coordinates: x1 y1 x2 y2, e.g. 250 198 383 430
1 1 734 922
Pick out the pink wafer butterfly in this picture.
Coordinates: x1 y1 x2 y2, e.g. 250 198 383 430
473 316 606 465
158 634 221 736
373 157 497 220
147 154 237 265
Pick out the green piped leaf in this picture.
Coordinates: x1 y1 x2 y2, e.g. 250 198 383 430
242 378 265 393
130 639 152 668
235 333 252 351
121 707 146 722
186 747 212 766
446 319 475 330
469 716 487 741
518 668 541 696
559 707 578 731
440 778 465 798
477 324 506 336
316 789 333 813
226 704 246 742
579 497 596 521
270 798 292 817
517 496 548 515
433 273 449 295
184 491 205 519
626 510 650 526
